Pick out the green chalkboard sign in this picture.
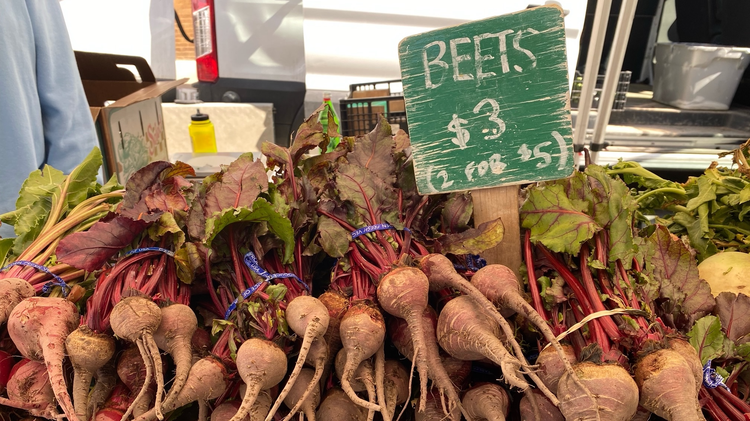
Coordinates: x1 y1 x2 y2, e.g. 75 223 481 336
398 5 574 195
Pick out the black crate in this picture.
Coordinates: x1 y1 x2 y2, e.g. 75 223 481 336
339 79 409 136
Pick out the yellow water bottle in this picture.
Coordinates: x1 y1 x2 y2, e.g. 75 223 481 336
189 109 217 153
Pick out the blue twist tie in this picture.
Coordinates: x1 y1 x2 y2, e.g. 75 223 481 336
224 251 311 320
467 254 487 271
453 254 487 272
1 261 69 297
703 359 730 390
126 247 175 257
224 281 267 320
351 223 401 240
243 252 309 293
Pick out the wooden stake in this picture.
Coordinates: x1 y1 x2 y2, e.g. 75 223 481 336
472 185 522 278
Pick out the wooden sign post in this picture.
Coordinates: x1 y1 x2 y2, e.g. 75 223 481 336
398 5 575 274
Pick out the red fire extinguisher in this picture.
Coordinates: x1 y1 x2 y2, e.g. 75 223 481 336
191 0 219 82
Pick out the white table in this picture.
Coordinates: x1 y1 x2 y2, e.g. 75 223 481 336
162 102 274 155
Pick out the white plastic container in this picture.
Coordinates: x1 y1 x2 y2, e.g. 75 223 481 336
653 43 750 110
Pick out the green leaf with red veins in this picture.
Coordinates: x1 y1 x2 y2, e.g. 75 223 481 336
645 225 715 329
346 117 396 184
520 181 601 255
204 198 294 263
441 193 473 233
56 216 149 271
585 165 638 265
289 104 338 164
715 291 750 342
203 153 269 217
317 215 351 258
688 315 726 365
336 164 396 225
436 217 504 255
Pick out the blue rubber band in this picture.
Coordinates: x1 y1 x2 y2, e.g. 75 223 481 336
224 251 311 319
224 281 268 320
703 360 730 390
1 261 69 297
125 247 175 257
453 254 487 272
467 255 487 271
243 251 309 293
351 223 394 239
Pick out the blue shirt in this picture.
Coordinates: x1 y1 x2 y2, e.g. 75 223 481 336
0 0 97 238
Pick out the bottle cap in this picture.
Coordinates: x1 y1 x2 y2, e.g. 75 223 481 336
191 109 209 121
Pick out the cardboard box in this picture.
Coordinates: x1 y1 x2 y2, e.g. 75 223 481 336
75 51 187 182
350 87 405 113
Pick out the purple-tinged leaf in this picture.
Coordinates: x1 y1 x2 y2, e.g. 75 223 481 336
715 292 750 341
645 225 716 328
346 117 396 184
317 215 350 258
121 161 173 208
441 193 472 233
289 104 337 164
203 154 268 217
57 216 148 271
394 129 410 156
336 163 396 224
261 141 290 169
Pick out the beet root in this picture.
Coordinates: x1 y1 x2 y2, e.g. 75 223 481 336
109 296 164 420
419 254 556 403
133 356 229 421
316 388 367 421
634 349 705 421
339 302 385 412
65 324 116 421
267 296 329 421
154 303 197 409
519 389 564 421
283 368 321 421
318 291 349 389
666 338 703 395
377 268 432 407
231 338 288 421
415 391 460 421
383 360 409 421
557 362 639 421
0 278 35 325
212 391 272 421
536 343 577 395
8 297 80 421
436 296 528 391
6 359 58 418
462 383 509 421
88 360 118 418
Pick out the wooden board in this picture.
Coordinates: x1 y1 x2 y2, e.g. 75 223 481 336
398 5 574 195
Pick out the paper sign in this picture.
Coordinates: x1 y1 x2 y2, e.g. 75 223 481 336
398 6 574 194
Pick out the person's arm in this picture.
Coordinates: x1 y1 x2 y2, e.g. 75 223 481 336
25 0 98 174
